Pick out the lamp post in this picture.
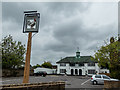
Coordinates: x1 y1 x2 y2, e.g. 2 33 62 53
23 11 40 83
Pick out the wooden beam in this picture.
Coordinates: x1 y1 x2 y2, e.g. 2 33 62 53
23 32 32 83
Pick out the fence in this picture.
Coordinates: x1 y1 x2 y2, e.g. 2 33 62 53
2 69 34 77
0 81 65 90
104 80 120 89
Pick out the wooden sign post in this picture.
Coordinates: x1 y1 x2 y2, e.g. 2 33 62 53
22 11 40 83
23 32 32 83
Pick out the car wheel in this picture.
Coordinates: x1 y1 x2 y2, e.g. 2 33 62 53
93 81 97 85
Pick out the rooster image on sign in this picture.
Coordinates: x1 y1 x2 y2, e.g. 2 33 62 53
27 18 36 29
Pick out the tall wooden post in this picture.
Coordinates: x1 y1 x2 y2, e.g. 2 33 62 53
23 32 32 83
118 35 120 68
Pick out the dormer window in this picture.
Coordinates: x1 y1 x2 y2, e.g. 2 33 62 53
79 63 84 66
60 63 66 66
88 63 95 66
70 63 75 66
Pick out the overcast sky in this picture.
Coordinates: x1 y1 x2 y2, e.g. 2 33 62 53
2 2 118 66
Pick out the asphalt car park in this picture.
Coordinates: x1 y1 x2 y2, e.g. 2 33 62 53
1 75 104 89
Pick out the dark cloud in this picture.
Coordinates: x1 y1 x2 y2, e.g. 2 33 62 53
44 2 90 16
2 3 24 24
44 21 117 53
2 2 91 30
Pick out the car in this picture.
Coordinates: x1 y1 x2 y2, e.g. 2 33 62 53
91 74 119 85
34 71 47 77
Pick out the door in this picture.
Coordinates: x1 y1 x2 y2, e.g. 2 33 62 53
102 75 110 84
75 69 78 75
95 75 103 84
71 69 74 75
79 69 82 76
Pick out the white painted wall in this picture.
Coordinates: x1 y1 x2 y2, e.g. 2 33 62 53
95 63 100 73
57 63 109 75
57 64 60 74
34 67 56 74
100 69 110 73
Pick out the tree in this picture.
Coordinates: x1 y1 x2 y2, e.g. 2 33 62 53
93 37 120 80
41 61 52 68
33 64 41 69
2 35 26 69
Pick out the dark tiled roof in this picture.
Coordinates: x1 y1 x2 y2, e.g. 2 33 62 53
56 56 97 63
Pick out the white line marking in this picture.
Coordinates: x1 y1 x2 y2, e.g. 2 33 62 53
81 79 90 85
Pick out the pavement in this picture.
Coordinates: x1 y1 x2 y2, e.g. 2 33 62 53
1 75 104 89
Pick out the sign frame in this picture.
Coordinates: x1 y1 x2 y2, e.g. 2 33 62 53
23 12 40 33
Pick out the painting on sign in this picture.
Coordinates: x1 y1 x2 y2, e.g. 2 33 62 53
27 18 36 29
23 12 40 33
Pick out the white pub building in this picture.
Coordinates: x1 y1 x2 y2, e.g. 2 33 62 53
56 51 109 76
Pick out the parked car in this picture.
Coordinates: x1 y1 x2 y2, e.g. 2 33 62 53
91 74 119 85
34 71 47 77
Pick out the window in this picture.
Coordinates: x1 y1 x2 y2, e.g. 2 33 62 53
95 75 101 78
88 63 95 66
60 63 66 66
70 63 75 66
79 63 84 66
60 69 66 73
103 75 110 79
88 70 95 74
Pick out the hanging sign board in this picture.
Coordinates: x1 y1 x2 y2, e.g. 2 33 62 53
23 11 40 33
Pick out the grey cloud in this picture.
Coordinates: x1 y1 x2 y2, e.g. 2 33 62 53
43 18 84 53
2 3 23 24
44 21 117 54
86 23 117 40
44 2 91 16
2 2 91 31
118 2 120 36
2 2 117 66
45 43 75 53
